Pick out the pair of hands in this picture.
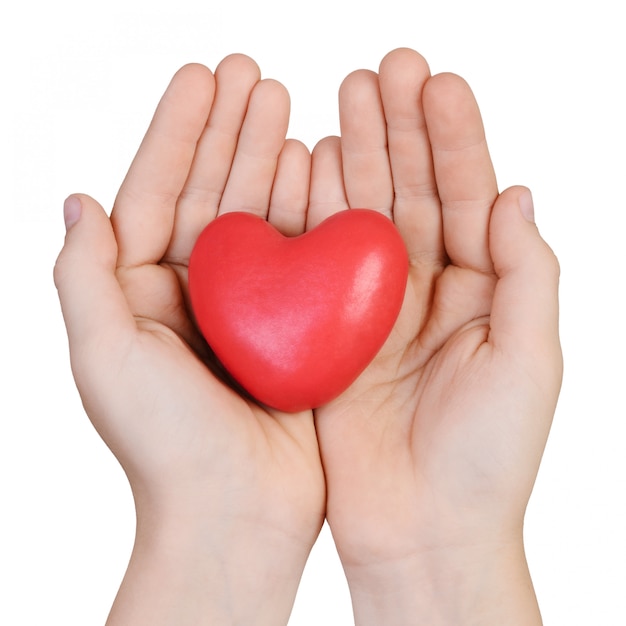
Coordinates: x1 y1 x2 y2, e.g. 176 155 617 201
55 48 562 625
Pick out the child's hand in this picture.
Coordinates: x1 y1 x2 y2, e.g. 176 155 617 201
311 48 562 624
55 55 324 625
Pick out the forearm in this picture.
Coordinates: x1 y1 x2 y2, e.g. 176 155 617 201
345 539 542 626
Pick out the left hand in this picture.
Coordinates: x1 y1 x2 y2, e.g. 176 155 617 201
55 56 325 625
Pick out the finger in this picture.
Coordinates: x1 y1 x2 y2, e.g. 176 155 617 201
167 54 261 261
112 64 216 268
218 79 291 218
268 138 311 236
339 70 394 218
54 195 135 372
307 136 348 229
378 48 444 267
423 73 498 273
488 187 562 380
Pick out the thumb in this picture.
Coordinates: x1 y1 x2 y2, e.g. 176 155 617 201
488 186 562 381
54 195 135 370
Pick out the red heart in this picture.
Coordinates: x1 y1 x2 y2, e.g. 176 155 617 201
188 209 408 412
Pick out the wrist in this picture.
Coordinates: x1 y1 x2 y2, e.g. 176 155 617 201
106 496 316 625
344 536 542 626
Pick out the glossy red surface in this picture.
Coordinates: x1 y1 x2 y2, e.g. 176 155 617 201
188 209 408 412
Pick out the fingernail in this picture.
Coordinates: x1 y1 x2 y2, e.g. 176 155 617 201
63 195 82 230
519 189 535 223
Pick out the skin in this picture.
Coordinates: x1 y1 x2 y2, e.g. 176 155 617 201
54 48 562 624
313 49 563 625
55 55 325 625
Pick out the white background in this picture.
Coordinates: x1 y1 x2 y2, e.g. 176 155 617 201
1 0 624 623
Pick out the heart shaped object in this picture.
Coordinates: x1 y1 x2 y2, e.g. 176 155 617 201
188 209 408 412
